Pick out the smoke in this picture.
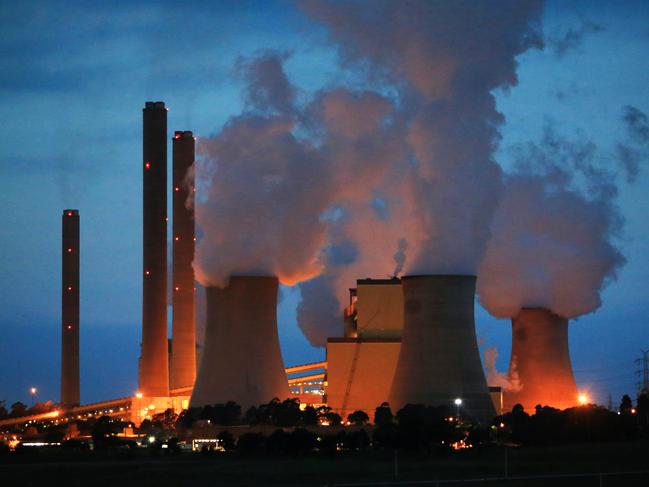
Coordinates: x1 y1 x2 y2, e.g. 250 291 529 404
617 105 649 183
484 347 522 392
477 123 630 319
302 0 544 274
290 0 544 345
193 53 333 287
546 20 604 58
392 238 408 277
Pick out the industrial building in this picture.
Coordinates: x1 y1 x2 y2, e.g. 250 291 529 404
49 101 580 429
326 278 403 420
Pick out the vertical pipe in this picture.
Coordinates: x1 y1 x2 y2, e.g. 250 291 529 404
170 131 196 390
140 101 169 397
61 209 80 408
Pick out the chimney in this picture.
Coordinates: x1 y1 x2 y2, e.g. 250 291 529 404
61 209 80 408
170 130 196 390
140 101 169 397
389 275 495 422
190 276 289 409
504 307 578 412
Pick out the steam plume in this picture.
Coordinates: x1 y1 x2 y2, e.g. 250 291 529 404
477 124 630 319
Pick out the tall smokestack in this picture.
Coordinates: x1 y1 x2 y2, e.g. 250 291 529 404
190 276 289 409
61 209 80 408
389 275 495 422
140 101 169 397
504 308 578 412
170 130 196 390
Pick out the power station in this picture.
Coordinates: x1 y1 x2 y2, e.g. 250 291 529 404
52 101 586 426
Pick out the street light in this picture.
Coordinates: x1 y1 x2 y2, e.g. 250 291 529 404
30 387 37 407
578 393 589 405
454 398 462 420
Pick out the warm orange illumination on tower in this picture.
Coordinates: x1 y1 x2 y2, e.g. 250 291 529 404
504 308 579 412
140 101 169 397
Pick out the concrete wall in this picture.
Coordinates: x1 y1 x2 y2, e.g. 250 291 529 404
190 276 289 410
356 280 403 338
326 338 401 420
504 308 578 412
140 101 169 397
170 130 196 390
389 275 495 423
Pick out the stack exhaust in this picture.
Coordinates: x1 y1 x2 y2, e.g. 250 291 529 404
389 275 495 422
504 308 578 412
170 130 196 390
190 276 289 409
61 209 80 408
140 101 169 397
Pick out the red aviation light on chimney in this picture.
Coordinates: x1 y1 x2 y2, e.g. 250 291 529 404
174 286 180 292
145 162 151 169
67 286 73 291
67 248 73 253
145 270 150 276
174 187 180 192
174 236 179 241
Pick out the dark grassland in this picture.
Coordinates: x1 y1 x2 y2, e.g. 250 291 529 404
1 441 648 486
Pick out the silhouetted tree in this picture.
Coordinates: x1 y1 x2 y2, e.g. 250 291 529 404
325 411 342 426
0 401 8 419
10 401 27 417
217 430 236 451
620 394 633 414
636 392 649 430
348 410 370 426
152 408 178 430
91 416 115 449
301 405 319 426
374 402 393 427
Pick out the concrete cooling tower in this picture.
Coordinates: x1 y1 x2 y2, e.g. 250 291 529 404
504 307 578 412
389 275 495 423
190 276 290 409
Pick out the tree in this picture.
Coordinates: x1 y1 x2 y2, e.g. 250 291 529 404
92 416 115 450
348 410 370 426
325 412 342 426
620 395 633 414
152 408 178 430
301 405 319 426
374 402 393 427
217 430 235 451
10 402 27 417
0 401 8 419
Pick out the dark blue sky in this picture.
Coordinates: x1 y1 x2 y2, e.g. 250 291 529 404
1 0 647 407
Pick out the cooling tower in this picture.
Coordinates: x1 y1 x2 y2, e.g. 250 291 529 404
140 101 169 397
504 308 578 412
190 276 289 409
61 209 80 408
170 131 196 390
388 275 495 423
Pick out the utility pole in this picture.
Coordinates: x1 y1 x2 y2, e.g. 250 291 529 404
635 350 649 395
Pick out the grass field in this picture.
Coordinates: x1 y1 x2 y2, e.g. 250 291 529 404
1 441 648 486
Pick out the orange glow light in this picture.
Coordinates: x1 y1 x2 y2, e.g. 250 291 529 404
578 393 589 405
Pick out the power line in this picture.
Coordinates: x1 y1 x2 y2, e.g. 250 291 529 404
635 350 649 394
